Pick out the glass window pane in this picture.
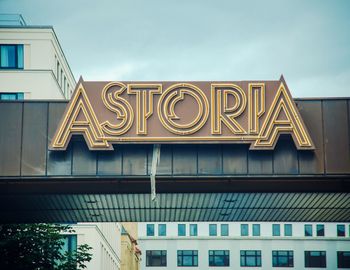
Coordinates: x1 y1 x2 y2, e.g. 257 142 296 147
273 224 280 236
253 224 260 236
338 251 350 268
284 224 292 236
241 224 249 236
209 224 217 236
337 224 345 237
221 224 229 236
209 250 229 266
194 256 198 266
257 256 261 266
158 224 166 236
146 250 167 267
178 224 186 236
147 224 154 236
305 251 326 267
305 224 313 236
183 256 192 266
190 224 197 236
17 44 23 68
1 45 16 68
317 224 325 236
1 93 17 100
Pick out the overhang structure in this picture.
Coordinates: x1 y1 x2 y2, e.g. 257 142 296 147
0 98 349 223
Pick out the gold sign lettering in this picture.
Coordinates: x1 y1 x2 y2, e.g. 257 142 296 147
52 83 110 149
158 83 209 135
127 84 162 135
50 77 314 151
211 84 246 135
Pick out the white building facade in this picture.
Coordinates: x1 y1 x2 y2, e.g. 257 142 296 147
63 223 122 270
0 15 122 270
138 222 350 269
0 14 75 100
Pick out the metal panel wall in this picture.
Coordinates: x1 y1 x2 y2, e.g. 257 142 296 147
47 103 72 176
72 140 97 175
156 145 172 175
122 145 148 175
273 136 299 174
198 145 222 175
97 150 122 175
173 144 197 175
248 151 273 175
323 100 350 173
296 100 325 174
223 145 248 175
0 103 22 176
21 103 48 175
0 99 350 178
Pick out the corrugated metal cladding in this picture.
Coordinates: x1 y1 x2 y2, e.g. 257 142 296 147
0 99 350 177
0 193 349 223
0 99 349 223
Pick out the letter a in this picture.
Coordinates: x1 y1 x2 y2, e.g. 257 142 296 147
50 82 110 150
253 81 314 150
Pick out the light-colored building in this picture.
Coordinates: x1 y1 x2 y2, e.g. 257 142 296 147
138 222 350 269
64 223 122 270
0 14 75 100
0 14 122 270
121 223 142 270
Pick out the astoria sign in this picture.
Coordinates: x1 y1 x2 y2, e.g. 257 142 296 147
50 76 314 151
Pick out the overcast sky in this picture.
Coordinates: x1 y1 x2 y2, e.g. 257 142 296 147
1 0 349 97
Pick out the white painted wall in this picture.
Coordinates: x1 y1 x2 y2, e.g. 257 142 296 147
0 27 76 99
138 222 350 270
72 223 122 270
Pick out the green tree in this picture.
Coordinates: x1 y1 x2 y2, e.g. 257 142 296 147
0 223 92 270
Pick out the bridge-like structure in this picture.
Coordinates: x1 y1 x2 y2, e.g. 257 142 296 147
0 98 349 222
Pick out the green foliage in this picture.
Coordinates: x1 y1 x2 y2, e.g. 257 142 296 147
0 223 92 270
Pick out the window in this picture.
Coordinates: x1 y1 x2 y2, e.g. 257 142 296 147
272 250 294 267
209 224 217 236
190 224 197 236
337 224 346 237
178 224 186 236
241 224 249 236
305 224 313 236
221 224 229 236
305 251 326 268
284 224 292 236
63 76 67 95
177 250 198 267
146 224 154 236
56 60 59 79
146 250 167 267
158 224 166 236
338 251 350 268
0 44 24 69
60 235 77 254
209 250 229 266
253 224 260 236
273 224 280 236
0 92 24 100
240 250 261 267
317 224 324 236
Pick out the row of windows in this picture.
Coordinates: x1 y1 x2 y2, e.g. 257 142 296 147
56 58 70 98
146 250 350 268
147 224 200 236
0 44 24 69
0 92 24 100
146 223 349 237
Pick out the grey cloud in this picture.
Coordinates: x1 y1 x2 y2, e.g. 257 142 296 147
1 0 349 97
